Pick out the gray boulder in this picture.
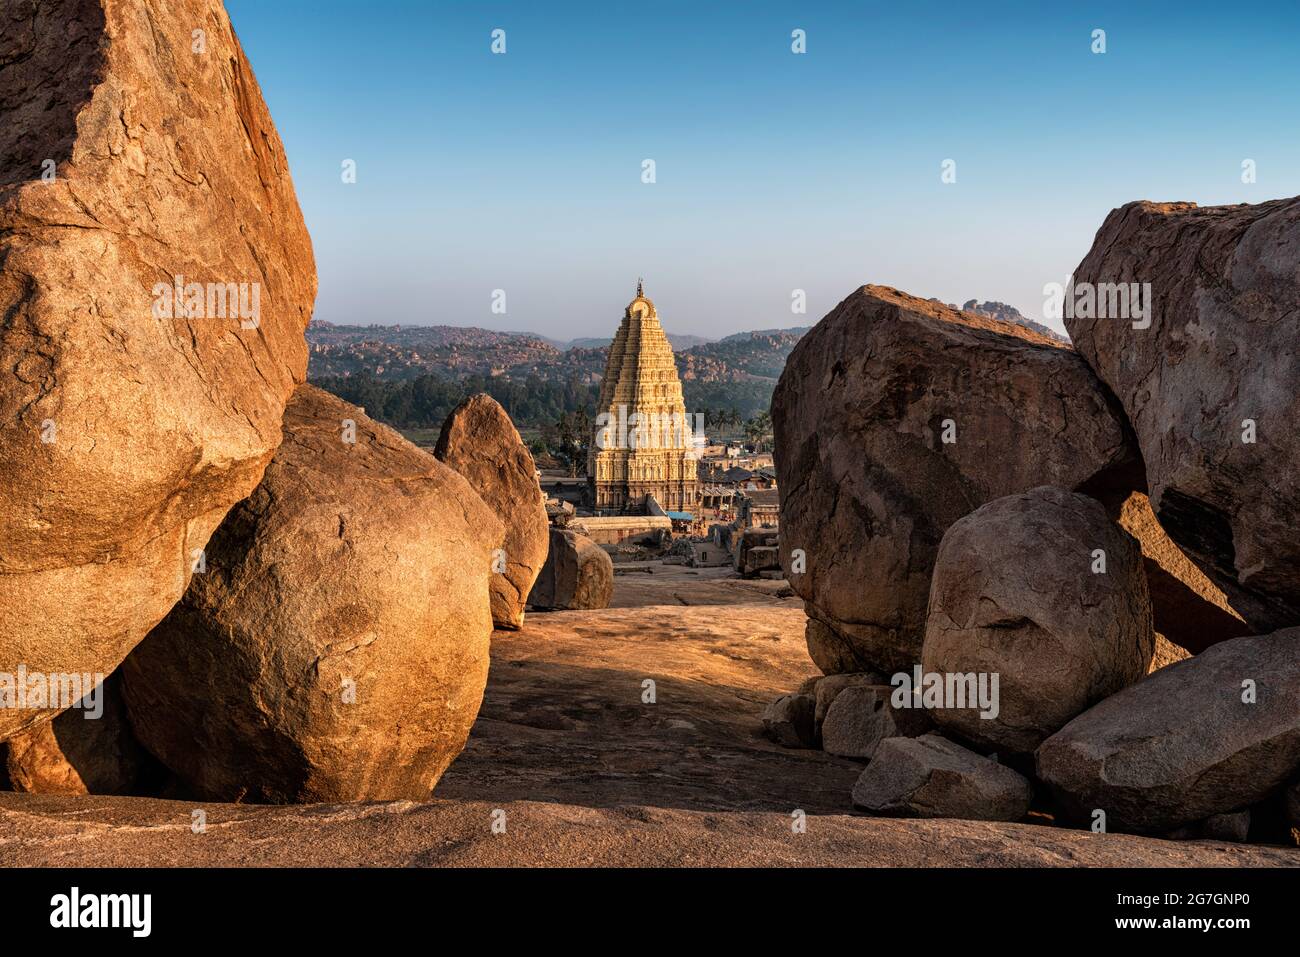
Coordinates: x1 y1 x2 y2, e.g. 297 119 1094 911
773 285 1138 675
760 694 817 749
821 684 932 760
923 487 1154 753
851 734 1033 822
1036 628 1300 833
1067 198 1300 632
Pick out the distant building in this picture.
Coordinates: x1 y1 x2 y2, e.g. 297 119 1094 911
587 281 699 514
736 488 780 528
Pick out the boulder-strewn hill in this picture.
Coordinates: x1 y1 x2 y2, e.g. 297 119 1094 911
959 300 1067 342
305 321 812 423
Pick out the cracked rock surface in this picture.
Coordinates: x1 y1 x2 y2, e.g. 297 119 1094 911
1067 198 1300 632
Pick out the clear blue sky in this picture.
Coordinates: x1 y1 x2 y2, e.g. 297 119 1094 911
225 0 1300 339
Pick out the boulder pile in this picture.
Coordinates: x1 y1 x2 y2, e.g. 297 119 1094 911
0 2 548 805
120 386 503 803
769 197 1300 840
0 0 314 741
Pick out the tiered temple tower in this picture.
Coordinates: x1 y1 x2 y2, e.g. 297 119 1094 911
588 282 699 513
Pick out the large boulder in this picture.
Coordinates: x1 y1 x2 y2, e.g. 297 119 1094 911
851 734 1033 822
121 385 502 803
528 528 614 611
435 394 548 630
0 673 145 795
773 286 1137 675
1067 198 1300 632
0 0 315 739
1036 628 1300 833
922 487 1154 754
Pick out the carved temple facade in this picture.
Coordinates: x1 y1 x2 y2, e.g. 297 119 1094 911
587 282 699 514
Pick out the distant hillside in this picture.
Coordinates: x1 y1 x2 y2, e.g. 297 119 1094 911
305 320 805 425
958 300 1068 343
307 298 1060 429
565 333 715 351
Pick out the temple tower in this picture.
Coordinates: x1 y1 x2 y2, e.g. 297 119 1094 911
588 282 699 513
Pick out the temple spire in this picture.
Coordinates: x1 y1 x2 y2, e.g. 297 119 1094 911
636 277 644 297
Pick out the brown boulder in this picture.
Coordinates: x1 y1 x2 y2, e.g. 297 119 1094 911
1067 198 1300 632
1036 628 1300 833
922 487 1154 754
773 286 1137 675
121 385 502 803
0 673 144 795
851 734 1033 822
435 394 548 630
0 0 314 739
528 528 614 611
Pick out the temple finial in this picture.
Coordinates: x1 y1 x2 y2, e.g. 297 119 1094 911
637 277 644 297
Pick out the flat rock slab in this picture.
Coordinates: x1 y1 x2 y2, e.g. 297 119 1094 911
1 794 1294 867
608 563 798 608
3 599 1296 866
436 604 859 814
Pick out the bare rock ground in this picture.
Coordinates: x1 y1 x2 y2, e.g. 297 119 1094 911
1 568 1295 867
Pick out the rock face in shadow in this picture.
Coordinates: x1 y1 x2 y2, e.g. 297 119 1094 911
121 385 502 803
0 673 145 795
851 734 1033 822
772 286 1137 675
1067 198 1300 633
435 394 548 630
1036 628 1300 833
0 0 315 740
528 528 614 611
923 487 1154 754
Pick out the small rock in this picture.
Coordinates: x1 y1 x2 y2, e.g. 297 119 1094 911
761 694 817 749
821 684 931 759
813 672 886 729
0 674 145 795
851 734 1033 822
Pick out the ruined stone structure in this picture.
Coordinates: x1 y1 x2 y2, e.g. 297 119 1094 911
588 283 698 513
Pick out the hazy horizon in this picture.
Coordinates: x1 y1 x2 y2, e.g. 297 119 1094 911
227 0 1300 339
